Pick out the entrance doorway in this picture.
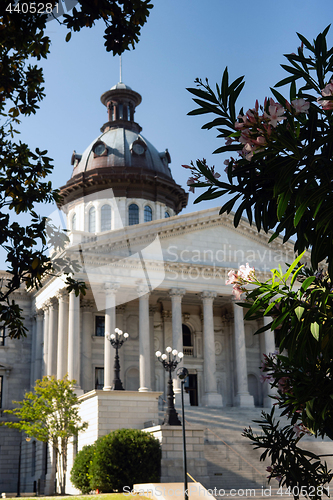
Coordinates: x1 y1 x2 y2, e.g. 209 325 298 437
185 374 198 406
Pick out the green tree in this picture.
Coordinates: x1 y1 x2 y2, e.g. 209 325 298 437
1 376 88 495
0 0 153 339
89 428 161 492
184 26 333 497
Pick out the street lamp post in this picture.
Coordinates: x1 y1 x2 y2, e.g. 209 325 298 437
108 328 129 390
177 367 189 500
155 347 184 426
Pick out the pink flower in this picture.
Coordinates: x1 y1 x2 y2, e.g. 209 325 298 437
225 270 238 285
293 423 311 437
291 98 310 114
277 376 290 393
318 81 333 110
242 143 254 161
187 177 196 193
266 466 273 473
232 284 244 300
264 99 286 127
238 262 255 281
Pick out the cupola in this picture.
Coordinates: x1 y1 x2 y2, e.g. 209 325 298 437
58 81 188 233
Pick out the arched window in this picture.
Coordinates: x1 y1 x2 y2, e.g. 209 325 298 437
101 204 111 232
182 324 192 347
72 213 77 231
129 204 139 225
165 211 170 218
89 207 96 233
144 205 152 222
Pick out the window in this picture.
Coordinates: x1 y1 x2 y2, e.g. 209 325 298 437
165 211 170 218
95 367 104 390
144 205 152 222
72 213 77 231
0 326 4 346
0 375 2 408
182 324 192 347
129 204 139 225
101 204 111 232
95 316 105 337
89 207 96 233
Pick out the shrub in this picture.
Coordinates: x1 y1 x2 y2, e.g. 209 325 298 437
70 444 95 494
89 428 161 492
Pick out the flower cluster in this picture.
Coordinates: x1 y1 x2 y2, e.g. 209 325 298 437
183 159 221 193
227 98 309 162
293 422 311 438
266 466 282 483
317 80 333 110
225 262 256 299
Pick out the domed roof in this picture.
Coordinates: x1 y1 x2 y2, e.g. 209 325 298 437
59 82 188 214
71 128 172 179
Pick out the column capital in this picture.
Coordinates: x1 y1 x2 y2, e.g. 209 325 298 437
35 309 44 318
169 288 186 298
104 282 120 294
116 305 126 314
201 291 217 301
80 299 94 311
56 289 69 302
137 284 150 296
42 300 51 311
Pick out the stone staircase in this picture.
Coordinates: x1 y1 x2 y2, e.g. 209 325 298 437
164 406 333 496
183 407 269 491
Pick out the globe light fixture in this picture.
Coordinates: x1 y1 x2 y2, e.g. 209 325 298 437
108 327 129 390
156 347 184 425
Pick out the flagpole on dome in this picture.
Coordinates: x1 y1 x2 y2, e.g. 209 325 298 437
120 54 122 83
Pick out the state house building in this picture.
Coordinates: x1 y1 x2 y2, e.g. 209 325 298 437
0 81 293 494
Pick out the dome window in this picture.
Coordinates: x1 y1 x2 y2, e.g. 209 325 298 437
165 211 170 218
89 207 96 233
72 213 77 231
92 141 107 157
144 205 152 222
129 204 139 225
101 204 111 232
130 140 146 156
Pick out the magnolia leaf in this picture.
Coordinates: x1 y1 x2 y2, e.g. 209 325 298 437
310 322 320 340
294 306 305 321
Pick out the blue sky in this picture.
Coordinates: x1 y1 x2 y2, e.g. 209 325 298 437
6 0 333 267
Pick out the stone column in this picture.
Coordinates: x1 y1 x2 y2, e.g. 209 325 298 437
138 286 151 392
57 290 69 380
47 298 58 377
30 313 37 388
42 304 49 376
103 283 119 391
263 316 277 407
149 306 157 391
81 300 94 391
233 301 254 407
169 288 185 396
68 291 81 388
201 291 223 407
34 310 44 382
